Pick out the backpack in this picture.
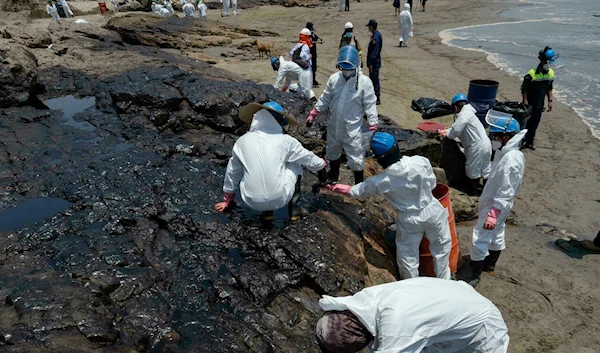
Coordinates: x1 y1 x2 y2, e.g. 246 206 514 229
292 45 310 69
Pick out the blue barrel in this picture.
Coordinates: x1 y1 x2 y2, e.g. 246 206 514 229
467 79 499 127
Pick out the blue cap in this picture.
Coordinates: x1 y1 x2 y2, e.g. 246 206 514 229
451 93 468 105
337 46 360 70
489 117 520 134
371 132 397 156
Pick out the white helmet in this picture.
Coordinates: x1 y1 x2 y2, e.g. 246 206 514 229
344 22 353 30
300 28 311 36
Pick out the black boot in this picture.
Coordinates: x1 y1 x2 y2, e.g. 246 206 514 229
467 178 481 196
326 158 342 183
312 168 328 193
469 260 484 287
288 176 304 221
353 170 364 184
483 250 501 274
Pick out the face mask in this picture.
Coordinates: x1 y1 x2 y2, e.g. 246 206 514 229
542 64 550 70
342 69 356 80
491 140 503 151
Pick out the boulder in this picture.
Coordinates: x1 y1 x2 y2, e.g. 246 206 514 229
2 26 52 48
0 42 38 108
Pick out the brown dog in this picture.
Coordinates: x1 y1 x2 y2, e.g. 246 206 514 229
253 40 274 58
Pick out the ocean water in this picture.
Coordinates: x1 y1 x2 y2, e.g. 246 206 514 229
439 0 600 139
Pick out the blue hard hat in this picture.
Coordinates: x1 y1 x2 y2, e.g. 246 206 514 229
451 93 468 106
371 132 397 157
489 117 520 134
270 57 278 65
337 46 360 70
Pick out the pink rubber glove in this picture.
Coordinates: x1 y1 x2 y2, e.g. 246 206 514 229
369 124 377 131
281 86 289 92
438 129 449 137
325 183 352 195
215 192 235 212
483 208 500 230
307 108 319 124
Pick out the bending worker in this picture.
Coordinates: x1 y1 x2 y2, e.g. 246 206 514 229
316 278 509 353
439 94 491 196
271 56 315 101
307 46 378 185
521 46 557 150
469 117 526 287
182 0 195 17
326 132 451 280
215 102 326 221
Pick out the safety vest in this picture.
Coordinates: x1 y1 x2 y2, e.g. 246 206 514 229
527 68 554 82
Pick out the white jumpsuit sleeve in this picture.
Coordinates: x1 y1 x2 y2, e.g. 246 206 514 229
273 67 287 89
285 137 326 172
361 77 379 126
315 75 336 113
491 164 523 213
223 145 244 193
446 112 468 140
349 174 390 200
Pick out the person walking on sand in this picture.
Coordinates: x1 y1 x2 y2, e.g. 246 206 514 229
339 22 364 68
197 0 207 19
366 19 383 105
220 0 230 16
231 0 238 15
60 0 73 17
326 132 452 280
520 46 557 150
393 0 400 16
469 116 526 288
46 0 60 23
398 3 413 47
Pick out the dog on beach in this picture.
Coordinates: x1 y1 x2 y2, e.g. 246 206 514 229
253 40 274 58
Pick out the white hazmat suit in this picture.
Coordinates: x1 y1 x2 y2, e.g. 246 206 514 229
60 0 73 17
471 130 526 261
46 3 60 23
274 56 315 100
315 71 378 171
350 156 451 279
445 103 492 180
319 278 510 353
222 109 325 212
182 2 195 17
398 3 413 46
197 1 207 18
220 0 230 16
164 0 175 15
231 0 237 15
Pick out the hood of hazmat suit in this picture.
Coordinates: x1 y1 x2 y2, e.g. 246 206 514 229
222 109 325 212
398 4 413 30
319 277 510 353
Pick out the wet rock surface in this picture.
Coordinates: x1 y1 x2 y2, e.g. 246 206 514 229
0 15 473 352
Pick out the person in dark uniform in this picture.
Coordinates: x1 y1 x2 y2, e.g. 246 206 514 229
366 19 382 105
520 46 557 150
407 0 413 13
306 22 322 87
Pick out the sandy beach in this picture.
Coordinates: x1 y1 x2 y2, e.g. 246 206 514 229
1 0 600 351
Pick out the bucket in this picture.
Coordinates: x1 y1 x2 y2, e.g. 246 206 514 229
98 2 107 14
467 79 499 127
418 183 460 276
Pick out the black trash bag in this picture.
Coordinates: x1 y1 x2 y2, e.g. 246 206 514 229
492 101 532 128
411 97 454 120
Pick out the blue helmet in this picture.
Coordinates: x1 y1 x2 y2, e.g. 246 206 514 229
371 132 396 156
270 57 278 65
451 93 468 106
539 46 559 63
337 46 360 70
489 117 520 134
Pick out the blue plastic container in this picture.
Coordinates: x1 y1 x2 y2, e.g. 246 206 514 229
467 79 499 127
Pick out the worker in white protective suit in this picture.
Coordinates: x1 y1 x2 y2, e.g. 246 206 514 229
326 132 451 279
469 117 526 287
231 0 237 15
182 1 195 17
439 93 492 196
271 57 315 101
220 0 230 16
197 0 207 19
151 0 162 14
215 102 327 221
307 46 378 185
46 0 60 23
397 3 413 47
316 278 510 353
288 28 314 92
163 0 175 15
60 0 73 17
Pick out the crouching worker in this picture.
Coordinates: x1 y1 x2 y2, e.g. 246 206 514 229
326 132 451 279
470 117 526 287
214 102 327 221
316 278 510 353
307 46 378 185
271 56 316 101
439 94 492 196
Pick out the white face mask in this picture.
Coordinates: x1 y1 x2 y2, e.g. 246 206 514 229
342 69 356 80
542 63 550 70
491 140 503 151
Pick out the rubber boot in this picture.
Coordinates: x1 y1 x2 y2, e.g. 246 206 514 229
483 250 501 274
288 176 304 221
469 260 484 288
326 158 342 183
260 210 273 221
353 170 364 184
312 168 328 193
467 178 481 196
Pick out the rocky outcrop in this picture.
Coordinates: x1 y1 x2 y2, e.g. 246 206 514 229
2 26 52 48
0 42 39 108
